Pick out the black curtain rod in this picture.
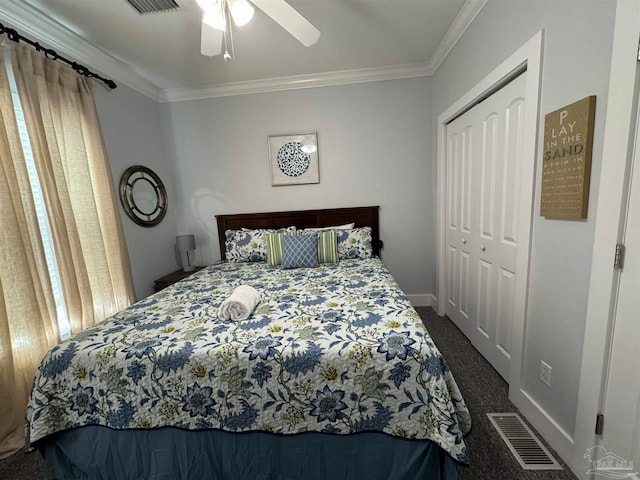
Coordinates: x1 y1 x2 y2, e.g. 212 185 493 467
0 22 117 90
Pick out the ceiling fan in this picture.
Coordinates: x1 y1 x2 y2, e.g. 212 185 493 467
196 0 320 61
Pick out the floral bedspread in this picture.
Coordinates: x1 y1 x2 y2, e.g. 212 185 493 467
27 258 471 462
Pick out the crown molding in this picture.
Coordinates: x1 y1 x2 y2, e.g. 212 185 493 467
159 0 487 102
158 62 432 102
0 0 485 103
426 0 488 72
0 1 161 101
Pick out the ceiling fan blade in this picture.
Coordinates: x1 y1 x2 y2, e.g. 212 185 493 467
250 0 320 47
201 21 223 57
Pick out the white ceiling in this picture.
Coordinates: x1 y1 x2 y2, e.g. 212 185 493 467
0 0 485 102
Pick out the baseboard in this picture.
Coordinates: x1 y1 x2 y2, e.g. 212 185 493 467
408 294 437 307
510 387 576 474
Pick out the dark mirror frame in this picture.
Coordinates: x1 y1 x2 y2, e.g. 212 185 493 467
119 165 167 227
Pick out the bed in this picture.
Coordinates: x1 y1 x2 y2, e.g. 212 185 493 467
27 206 471 480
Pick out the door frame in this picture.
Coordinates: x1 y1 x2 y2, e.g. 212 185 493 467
436 31 542 394
571 1 640 477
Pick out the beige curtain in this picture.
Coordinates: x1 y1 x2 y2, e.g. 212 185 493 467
12 45 135 334
0 45 135 457
0 48 59 458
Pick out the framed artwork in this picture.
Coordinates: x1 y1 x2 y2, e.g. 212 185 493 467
540 96 596 219
268 132 319 186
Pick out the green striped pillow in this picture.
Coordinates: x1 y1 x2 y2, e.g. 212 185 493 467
265 231 297 266
317 230 338 264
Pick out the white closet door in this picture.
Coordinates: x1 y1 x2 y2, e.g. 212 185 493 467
445 73 527 381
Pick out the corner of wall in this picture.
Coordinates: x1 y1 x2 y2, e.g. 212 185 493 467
408 294 437 308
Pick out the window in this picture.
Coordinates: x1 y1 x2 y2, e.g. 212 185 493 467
3 51 71 340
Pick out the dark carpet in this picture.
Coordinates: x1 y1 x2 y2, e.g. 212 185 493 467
416 307 577 480
0 307 577 480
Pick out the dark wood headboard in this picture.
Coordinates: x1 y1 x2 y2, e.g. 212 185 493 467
216 206 381 260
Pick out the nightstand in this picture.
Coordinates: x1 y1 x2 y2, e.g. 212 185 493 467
154 266 205 292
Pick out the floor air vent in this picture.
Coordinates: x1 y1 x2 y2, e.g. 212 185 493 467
487 413 563 470
126 0 180 15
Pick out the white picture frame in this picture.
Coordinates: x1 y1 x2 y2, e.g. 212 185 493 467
268 132 319 186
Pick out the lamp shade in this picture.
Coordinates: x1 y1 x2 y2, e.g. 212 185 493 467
176 234 196 252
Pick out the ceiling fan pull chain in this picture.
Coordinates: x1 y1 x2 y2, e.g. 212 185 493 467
222 0 235 62
225 2 235 62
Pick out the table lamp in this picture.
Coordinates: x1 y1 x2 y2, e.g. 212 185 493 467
176 234 196 272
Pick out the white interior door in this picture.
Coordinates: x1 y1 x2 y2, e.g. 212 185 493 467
445 72 527 381
597 105 640 473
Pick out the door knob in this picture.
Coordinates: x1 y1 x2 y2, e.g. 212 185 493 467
462 239 467 244
480 244 486 251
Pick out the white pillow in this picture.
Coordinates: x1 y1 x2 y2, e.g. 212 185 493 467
304 223 355 231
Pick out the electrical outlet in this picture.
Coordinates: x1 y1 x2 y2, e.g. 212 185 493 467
540 361 552 387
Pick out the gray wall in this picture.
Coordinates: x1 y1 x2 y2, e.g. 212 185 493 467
159 77 434 298
92 0 618 441
431 0 616 436
95 83 180 300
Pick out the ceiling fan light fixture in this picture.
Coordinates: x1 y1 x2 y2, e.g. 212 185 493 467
228 0 254 27
203 8 226 31
195 0 217 12
199 0 320 62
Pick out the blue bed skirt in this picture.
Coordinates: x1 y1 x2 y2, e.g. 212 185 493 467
38 426 460 480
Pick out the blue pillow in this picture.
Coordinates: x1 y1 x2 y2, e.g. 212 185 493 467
281 234 319 269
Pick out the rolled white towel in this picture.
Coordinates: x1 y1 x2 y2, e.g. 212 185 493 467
217 285 261 321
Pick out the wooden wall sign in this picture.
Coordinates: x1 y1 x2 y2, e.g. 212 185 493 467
540 96 596 218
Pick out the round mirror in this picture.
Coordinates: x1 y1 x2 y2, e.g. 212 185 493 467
119 165 167 227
